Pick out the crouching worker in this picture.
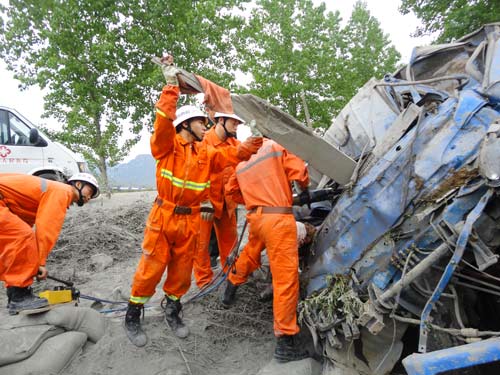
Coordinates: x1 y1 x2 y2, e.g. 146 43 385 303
124 55 262 347
0 173 100 315
221 138 310 363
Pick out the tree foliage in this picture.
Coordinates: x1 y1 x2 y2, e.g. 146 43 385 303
399 0 499 43
0 0 403 181
0 0 248 190
236 0 400 128
339 1 401 102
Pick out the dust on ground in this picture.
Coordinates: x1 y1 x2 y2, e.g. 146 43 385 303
1 191 276 375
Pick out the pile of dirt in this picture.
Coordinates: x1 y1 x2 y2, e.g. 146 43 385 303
47 198 151 277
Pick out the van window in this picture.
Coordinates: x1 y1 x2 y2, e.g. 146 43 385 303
0 110 37 146
0 110 10 144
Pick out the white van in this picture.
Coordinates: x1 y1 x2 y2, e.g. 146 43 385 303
0 106 89 180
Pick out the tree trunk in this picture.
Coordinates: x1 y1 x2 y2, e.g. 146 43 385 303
93 110 111 199
99 157 112 199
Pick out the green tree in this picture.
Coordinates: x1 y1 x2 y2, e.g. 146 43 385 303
236 0 400 128
236 0 344 128
0 0 248 192
399 0 499 43
339 1 401 102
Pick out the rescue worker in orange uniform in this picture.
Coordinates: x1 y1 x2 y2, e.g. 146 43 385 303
0 172 100 315
221 138 310 363
124 55 262 347
192 112 244 288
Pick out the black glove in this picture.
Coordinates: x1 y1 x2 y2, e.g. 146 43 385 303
297 189 311 207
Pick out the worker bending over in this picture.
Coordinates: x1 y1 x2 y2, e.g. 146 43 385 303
124 55 262 347
0 173 99 314
222 138 310 363
193 111 244 287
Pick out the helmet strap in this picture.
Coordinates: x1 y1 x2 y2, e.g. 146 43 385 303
222 118 237 139
75 183 85 207
185 121 203 142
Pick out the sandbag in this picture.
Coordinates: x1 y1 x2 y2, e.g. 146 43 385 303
0 305 106 343
0 325 64 366
0 331 88 375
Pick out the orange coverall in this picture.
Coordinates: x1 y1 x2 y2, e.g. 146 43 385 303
225 139 309 337
130 85 257 304
193 126 240 287
0 174 74 287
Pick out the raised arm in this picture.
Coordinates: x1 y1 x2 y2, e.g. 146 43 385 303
150 85 180 159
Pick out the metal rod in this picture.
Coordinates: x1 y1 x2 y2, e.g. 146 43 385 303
453 280 500 298
404 337 500 375
47 275 74 287
374 75 469 87
379 243 449 303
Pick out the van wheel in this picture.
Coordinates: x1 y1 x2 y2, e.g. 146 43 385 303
38 172 64 182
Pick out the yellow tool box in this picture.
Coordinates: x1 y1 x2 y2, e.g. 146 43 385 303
39 289 73 304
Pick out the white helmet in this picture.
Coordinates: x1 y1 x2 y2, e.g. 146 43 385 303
173 105 208 128
214 112 244 124
68 173 100 198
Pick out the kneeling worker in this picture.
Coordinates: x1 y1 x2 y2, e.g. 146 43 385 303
0 172 100 315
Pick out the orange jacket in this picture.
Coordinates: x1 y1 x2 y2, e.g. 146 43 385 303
152 85 254 208
226 139 309 210
201 126 240 218
0 173 74 265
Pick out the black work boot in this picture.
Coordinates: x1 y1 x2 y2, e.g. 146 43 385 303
6 286 49 315
124 302 148 347
274 334 309 363
220 280 238 308
164 297 189 338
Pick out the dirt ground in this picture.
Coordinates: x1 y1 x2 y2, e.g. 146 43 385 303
1 191 278 375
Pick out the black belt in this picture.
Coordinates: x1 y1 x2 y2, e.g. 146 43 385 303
174 206 192 215
155 197 199 215
248 206 293 214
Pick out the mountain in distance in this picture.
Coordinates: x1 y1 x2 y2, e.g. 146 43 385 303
108 154 156 188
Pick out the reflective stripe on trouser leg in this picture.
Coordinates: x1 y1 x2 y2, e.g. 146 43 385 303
0 203 39 288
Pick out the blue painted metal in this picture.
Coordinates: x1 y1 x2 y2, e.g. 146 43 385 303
306 92 496 294
403 337 500 375
418 189 494 353
303 23 500 373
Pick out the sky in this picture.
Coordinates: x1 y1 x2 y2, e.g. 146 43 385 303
0 0 434 162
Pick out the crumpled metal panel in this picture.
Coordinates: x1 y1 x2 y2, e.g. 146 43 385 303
324 78 399 159
484 31 500 103
300 22 500 375
306 86 497 295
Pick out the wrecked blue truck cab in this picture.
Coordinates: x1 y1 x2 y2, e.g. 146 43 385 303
297 23 500 375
